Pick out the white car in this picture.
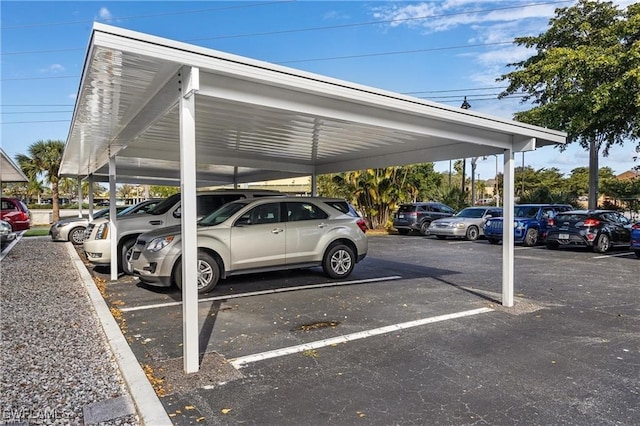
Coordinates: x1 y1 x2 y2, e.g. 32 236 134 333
83 190 282 274
428 207 503 241
49 200 162 245
130 197 368 294
0 219 16 244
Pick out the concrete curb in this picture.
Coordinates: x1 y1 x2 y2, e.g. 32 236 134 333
65 243 172 426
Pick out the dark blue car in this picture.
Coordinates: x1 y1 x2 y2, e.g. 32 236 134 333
631 221 640 258
483 204 573 246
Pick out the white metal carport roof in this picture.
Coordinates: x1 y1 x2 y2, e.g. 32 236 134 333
1 148 28 182
61 23 566 373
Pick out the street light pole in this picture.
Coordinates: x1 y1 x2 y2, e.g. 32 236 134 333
460 97 471 201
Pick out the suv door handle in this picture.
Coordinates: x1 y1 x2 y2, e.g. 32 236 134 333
271 228 284 234
149 220 163 225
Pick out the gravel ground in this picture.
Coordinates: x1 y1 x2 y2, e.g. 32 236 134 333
1 237 139 425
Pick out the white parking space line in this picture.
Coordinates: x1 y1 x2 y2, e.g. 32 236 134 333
230 307 494 369
592 251 634 259
120 276 402 313
446 240 474 245
0 231 25 262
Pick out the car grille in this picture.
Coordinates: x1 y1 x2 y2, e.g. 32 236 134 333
84 223 95 240
486 221 503 230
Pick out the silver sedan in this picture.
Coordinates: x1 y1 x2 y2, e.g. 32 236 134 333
428 207 503 241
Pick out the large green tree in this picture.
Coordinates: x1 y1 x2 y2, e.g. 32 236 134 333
498 0 640 209
16 139 65 221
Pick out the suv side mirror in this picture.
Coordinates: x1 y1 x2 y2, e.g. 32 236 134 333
173 207 181 219
235 217 251 226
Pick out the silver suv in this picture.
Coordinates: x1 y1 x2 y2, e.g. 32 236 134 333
130 197 368 294
83 189 282 273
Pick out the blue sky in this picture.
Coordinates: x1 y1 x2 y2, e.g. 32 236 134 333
2 0 638 182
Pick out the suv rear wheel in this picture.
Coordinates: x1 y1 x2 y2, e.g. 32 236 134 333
323 243 355 279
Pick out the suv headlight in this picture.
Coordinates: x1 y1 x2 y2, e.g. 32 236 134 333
96 223 109 240
514 221 525 230
147 236 175 252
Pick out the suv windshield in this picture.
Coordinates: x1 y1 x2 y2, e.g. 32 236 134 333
148 193 181 215
199 201 249 226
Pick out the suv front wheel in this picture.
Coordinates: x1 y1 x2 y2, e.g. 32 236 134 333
420 221 431 236
174 251 220 294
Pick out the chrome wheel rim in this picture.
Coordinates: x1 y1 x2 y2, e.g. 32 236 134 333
330 249 352 275
197 260 214 290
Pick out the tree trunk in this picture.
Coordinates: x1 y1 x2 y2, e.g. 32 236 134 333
588 139 599 210
52 182 60 222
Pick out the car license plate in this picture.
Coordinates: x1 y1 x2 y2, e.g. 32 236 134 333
559 233 569 240
398 214 404 219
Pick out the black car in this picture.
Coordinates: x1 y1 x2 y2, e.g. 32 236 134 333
392 202 456 235
546 210 632 253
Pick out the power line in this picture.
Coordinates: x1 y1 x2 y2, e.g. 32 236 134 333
1 0 571 56
1 1 295 30
277 41 512 64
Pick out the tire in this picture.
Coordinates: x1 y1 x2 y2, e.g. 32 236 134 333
465 226 479 241
174 251 220 294
322 243 355 279
120 238 137 275
435 235 447 240
635 250 640 259
69 227 86 245
487 238 500 245
523 228 538 247
546 241 559 250
397 229 409 235
593 233 611 253
419 221 431 236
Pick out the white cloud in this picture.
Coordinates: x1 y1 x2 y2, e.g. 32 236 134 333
40 64 65 73
96 7 113 22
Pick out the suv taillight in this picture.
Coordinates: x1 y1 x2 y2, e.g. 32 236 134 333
548 219 555 227
583 218 600 227
632 223 640 230
356 219 367 233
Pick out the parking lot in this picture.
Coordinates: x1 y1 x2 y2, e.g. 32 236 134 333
90 234 639 425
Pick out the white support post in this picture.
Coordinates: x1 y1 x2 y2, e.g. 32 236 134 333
311 173 317 196
502 148 515 307
88 175 94 221
109 157 118 282
179 66 200 374
77 176 83 218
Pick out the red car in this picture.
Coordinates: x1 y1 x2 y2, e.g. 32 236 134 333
0 197 31 231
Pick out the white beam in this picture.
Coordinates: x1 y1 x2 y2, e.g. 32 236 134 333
502 148 515 307
180 66 200 374
88 175 94 221
109 157 118 282
77 176 83 218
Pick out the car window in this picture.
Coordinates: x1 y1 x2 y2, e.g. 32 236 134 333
149 193 181 215
555 213 587 222
237 202 282 225
1 200 17 210
198 194 246 217
617 214 630 225
397 205 415 213
542 209 555 219
456 208 485 218
200 201 249 226
515 206 539 218
287 202 329 221
324 200 358 217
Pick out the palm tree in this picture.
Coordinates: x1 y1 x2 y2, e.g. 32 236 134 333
15 139 65 221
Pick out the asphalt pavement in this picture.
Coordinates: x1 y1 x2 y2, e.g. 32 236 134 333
82 233 640 425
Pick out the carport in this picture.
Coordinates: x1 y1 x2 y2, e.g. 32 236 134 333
1 147 28 182
60 23 566 373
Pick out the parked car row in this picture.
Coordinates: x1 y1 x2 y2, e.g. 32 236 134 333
62 190 368 294
1 197 31 232
393 201 640 258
